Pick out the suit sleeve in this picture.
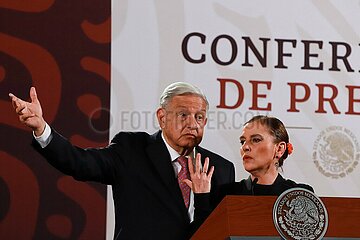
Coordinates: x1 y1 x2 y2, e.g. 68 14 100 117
190 193 211 236
32 128 123 184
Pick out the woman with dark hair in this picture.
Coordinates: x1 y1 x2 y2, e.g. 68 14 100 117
186 115 314 226
220 115 313 196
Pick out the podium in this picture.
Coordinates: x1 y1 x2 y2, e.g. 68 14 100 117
191 195 360 239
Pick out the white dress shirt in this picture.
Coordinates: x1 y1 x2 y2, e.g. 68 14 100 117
161 132 195 222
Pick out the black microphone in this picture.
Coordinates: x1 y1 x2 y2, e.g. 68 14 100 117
251 178 258 195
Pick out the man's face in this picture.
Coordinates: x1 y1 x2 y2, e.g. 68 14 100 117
157 94 207 155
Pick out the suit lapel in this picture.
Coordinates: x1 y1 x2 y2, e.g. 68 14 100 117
146 131 189 218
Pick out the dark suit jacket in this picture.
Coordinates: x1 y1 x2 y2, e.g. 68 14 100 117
33 129 235 240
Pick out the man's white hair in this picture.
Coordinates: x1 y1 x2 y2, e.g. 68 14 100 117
159 82 209 110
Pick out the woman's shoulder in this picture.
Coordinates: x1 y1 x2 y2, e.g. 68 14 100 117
282 176 314 193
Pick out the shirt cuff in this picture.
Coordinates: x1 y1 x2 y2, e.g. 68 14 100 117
33 122 52 148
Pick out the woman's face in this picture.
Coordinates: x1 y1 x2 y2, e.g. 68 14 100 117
239 122 278 176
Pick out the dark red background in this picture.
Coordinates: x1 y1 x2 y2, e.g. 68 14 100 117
0 1 110 239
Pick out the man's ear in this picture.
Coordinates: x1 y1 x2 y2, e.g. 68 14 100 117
156 108 166 128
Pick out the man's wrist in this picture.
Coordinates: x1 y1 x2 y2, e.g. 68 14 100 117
33 122 52 148
34 122 46 137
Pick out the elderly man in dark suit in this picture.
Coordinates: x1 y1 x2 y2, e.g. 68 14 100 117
9 82 235 239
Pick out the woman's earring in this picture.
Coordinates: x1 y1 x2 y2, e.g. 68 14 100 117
275 161 279 168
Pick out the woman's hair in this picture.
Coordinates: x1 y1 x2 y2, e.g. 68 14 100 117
159 82 209 110
245 115 290 167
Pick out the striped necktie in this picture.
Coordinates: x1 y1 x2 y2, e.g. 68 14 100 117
177 156 191 208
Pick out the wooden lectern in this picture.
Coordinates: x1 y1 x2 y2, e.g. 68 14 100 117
191 195 360 239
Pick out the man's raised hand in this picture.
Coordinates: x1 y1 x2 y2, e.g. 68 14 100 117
9 87 46 136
